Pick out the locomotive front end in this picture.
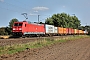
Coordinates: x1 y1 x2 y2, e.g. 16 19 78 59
12 22 23 37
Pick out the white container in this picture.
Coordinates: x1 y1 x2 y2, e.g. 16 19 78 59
54 27 58 33
84 30 87 34
45 24 54 34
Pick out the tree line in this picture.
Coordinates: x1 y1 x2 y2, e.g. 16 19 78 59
45 13 81 29
0 12 90 35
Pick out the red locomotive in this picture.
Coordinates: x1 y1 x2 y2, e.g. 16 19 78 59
12 21 45 37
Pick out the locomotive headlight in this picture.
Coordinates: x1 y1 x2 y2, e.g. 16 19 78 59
19 28 22 30
13 28 15 30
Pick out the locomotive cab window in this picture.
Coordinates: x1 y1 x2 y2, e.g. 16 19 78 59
19 23 22 26
25 24 26 27
14 23 18 26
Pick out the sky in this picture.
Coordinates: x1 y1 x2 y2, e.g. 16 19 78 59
0 0 90 27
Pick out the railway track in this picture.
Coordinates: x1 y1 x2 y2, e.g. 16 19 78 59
0 35 80 46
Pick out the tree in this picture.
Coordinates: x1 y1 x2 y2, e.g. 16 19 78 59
5 27 12 35
9 18 19 28
0 27 9 35
8 18 19 35
45 12 81 28
71 16 81 29
0 27 6 35
45 18 54 25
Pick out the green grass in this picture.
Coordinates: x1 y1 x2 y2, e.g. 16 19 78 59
0 35 89 55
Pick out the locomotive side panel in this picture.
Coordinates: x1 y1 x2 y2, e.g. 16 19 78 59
24 24 45 35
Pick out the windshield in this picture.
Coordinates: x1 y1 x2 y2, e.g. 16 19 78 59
19 23 22 26
14 23 23 26
14 23 18 26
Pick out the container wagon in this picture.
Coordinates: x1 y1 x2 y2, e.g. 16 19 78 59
58 27 64 35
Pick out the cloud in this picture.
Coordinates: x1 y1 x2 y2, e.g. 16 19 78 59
32 6 49 11
0 0 4 2
29 13 38 16
33 10 38 13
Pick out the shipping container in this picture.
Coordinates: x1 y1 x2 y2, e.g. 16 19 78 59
76 29 79 34
82 31 83 34
66 28 69 34
79 30 82 34
68 28 72 34
84 30 87 34
71 29 74 34
74 29 77 34
58 27 63 34
45 24 54 34
81 30 83 34
75 29 79 34
73 29 75 34
54 27 58 33
77 29 79 34
63 28 67 34
78 30 80 34
82 31 84 34
86 32 88 34
84 31 86 34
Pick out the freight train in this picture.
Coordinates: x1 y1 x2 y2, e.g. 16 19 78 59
12 21 88 37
